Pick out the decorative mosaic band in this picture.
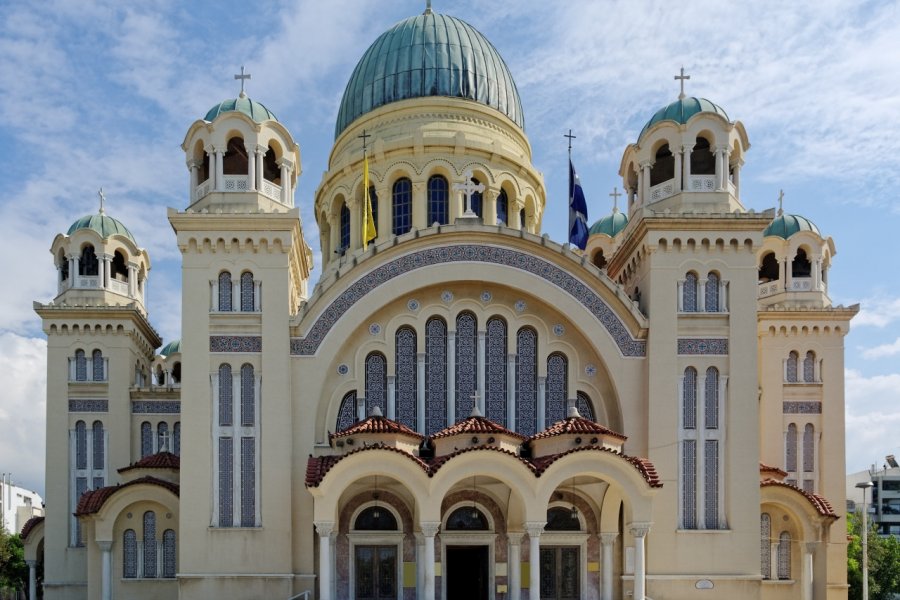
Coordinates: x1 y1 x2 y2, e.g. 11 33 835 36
68 399 108 412
677 338 729 355
210 335 262 353
132 401 182 414
290 244 646 357
783 401 822 414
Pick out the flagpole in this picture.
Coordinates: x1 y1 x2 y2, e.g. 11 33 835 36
564 129 576 248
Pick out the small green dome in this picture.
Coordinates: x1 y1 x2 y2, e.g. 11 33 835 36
640 96 729 138
335 10 524 139
204 93 278 123
159 340 181 356
763 213 820 239
67 213 136 244
589 210 628 238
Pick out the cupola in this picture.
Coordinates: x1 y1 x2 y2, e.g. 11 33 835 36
429 408 527 457
152 339 182 389
585 188 629 271
330 406 424 454
529 406 627 458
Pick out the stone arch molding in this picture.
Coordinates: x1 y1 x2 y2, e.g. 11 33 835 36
291 243 646 358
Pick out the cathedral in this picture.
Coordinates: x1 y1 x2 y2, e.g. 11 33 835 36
23 6 858 600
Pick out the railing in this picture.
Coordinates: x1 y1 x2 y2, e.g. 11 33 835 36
109 278 128 295
194 179 211 201
193 176 285 204
262 179 282 202
76 276 100 288
788 277 813 292
288 591 311 600
758 280 780 298
688 175 716 191
759 277 817 298
223 174 250 192
649 178 675 202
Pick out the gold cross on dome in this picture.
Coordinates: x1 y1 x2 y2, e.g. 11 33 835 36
234 65 251 95
675 66 690 99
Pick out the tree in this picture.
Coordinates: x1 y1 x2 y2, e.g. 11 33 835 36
848 511 900 600
0 526 27 592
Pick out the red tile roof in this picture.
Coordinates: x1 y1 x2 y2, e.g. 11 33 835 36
20 516 44 540
531 417 627 441
118 451 180 473
759 462 788 478
75 476 180 516
429 444 540 475
760 479 838 518
305 444 431 487
330 416 424 442
531 445 662 487
430 416 528 441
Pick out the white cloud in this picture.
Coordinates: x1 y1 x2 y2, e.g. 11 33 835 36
862 338 900 359
854 296 900 328
846 369 900 473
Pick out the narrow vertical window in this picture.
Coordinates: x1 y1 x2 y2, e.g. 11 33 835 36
683 272 698 312
92 349 104 381
365 353 387 416
777 532 791 579
455 312 477 418
683 368 697 429
704 440 719 528
240 437 255 527
162 530 176 578
173 422 181 456
241 364 255 426
123 529 137 578
786 351 798 382
515 327 538 435
425 317 448 434
75 349 87 381
336 391 357 432
240 272 254 312
339 203 350 250
785 423 798 477
157 422 169 453
218 437 233 527
803 423 815 492
392 178 412 235
219 365 233 426
218 271 232 311
803 351 816 382
705 367 719 429
575 391 595 421
760 514 772 579
705 272 720 312
546 353 568 425
485 317 507 425
92 421 104 470
496 189 508 225
143 511 157 578
75 421 87 469
427 175 449 225
682 440 697 529
141 422 153 457
395 327 417 430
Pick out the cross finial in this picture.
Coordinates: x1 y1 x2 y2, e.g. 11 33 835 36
675 66 691 100
358 129 371 154
469 391 482 417
564 129 576 157
424 0 433 14
777 189 784 216
609 187 622 213
234 65 251 97
453 169 485 216
98 187 106 215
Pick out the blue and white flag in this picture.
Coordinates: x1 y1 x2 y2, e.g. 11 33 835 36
568 159 589 250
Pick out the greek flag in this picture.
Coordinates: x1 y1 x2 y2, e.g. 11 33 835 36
568 159 589 250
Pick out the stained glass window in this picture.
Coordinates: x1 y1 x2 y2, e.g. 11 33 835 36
75 421 87 469
92 421 103 469
141 422 152 457
241 437 255 527
173 422 181 456
446 507 488 530
683 368 697 429
704 440 719 528
425 318 448 434
683 272 698 312
575 391 595 421
705 367 719 429
516 327 538 436
92 349 104 381
123 529 137 578
75 349 86 381
427 175 449 225
218 437 233 527
157 421 169 452
803 424 815 473
241 364 255 427
240 272 254 312
705 272 720 312
218 271 232 311
777 531 791 579
760 514 771 579
786 423 798 472
496 189 508 225
74 477 87 546
365 353 387 416
803 351 816 382
162 529 176 578
455 312 477 419
395 327 417 430
219 364 233 426
682 440 696 529
786 351 798 382
485 317 507 425
143 511 157 578
337 391 357 432
339 203 350 251
354 506 398 531
392 178 412 235
546 353 568 425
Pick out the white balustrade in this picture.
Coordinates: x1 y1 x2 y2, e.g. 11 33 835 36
789 277 812 292
222 174 249 192
649 178 676 202
758 281 780 298
109 279 129 296
194 179 211 201
76 276 100 289
261 180 282 202
689 175 716 191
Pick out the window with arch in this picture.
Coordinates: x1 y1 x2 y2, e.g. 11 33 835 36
520 208 526 231
215 364 232 526
425 317 448 434
262 145 279 183
680 367 697 529
803 351 816 383
223 136 249 175
240 271 255 312
496 188 508 225
71 417 106 545
143 511 157 578
515 327 538 436
592 250 607 270
446 506 488 530
365 353 387 417
92 349 105 381
123 529 138 578
485 317 507 426
74 349 87 381
777 531 791 579
760 513 772 579
337 391 358 432
792 248 811 278
803 423 815 492
546 506 581 531
112 250 128 282
575 391 595 421
157 421 169 453
162 529 177 578
705 272 720 312
650 143 674 186
683 272 699 312
455 312 477 419
786 351 799 383
75 421 87 470
759 252 779 282
703 366 724 527
141 422 153 458
395 327 417 430
339 202 350 251
546 353 568 425
92 420 104 487
427 175 449 225
691 137 715 175
392 178 412 235
241 364 255 426
354 506 398 531
470 176 483 217
173 422 181 456
785 423 798 483
80 244 99 276
218 271 233 311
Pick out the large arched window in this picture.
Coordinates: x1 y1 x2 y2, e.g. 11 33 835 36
485 317 508 425
218 271 233 312
760 513 772 579
683 367 697 430
80 244 98 276
162 529 177 578
803 423 815 489
111 251 129 283
339 202 350 251
705 367 719 429
240 272 255 312
515 327 538 436
91 349 104 381
803 351 816 383
706 272 720 312
446 507 488 530
470 177 483 217
425 317 448 434
336 391 357 432
365 353 387 417
650 143 674 186
496 189 509 225
777 531 791 579
546 353 568 425
683 272 699 312
792 248 811 278
546 506 581 531
395 327 417 430
786 351 799 383
223 136 248 175
92 420 104 473
241 364 255 426
262 145 279 183
239 363 257 527
216 364 234 527
123 529 137 578
455 312 477 419
427 175 449 225
392 178 412 235
75 349 87 381
143 511 157 578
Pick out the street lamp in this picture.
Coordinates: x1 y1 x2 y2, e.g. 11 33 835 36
856 481 875 600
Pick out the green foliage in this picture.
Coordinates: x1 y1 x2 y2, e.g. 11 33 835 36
848 511 900 600
0 527 27 591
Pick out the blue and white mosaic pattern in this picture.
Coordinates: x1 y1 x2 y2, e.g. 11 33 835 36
365 353 387 416
515 327 538 436
514 299 527 313
783 401 822 414
407 299 420 311
210 336 262 353
395 327 417 430
336 391 357 431
441 290 454 303
132 401 181 414
585 364 597 377
553 324 565 336
546 353 567 424
425 318 447 435
337 363 349 376
677 338 729 355
455 312 477 418
369 323 381 336
485 317 507 426
481 291 492 303
290 244 646 357
69 399 108 412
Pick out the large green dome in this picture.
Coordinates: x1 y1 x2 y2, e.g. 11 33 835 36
763 213 820 239
334 10 525 139
159 339 181 356
67 213 136 244
589 210 628 238
204 93 278 123
640 96 729 138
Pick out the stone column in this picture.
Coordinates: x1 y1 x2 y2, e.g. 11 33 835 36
98 540 112 600
26 559 37 600
537 376 547 431
733 158 743 198
315 522 335 600
215 147 225 192
69 255 77 284
417 353 426 433
630 523 650 599
255 145 266 191
784 256 792 291
484 189 498 225
507 353 517 429
804 543 815 600
698 277 707 313
813 257 822 290
640 161 652 204
279 159 293 206
447 330 456 424
415 533 426 595
674 149 683 191
387 375 396 420
682 144 694 191
128 264 138 298
206 146 216 191
245 143 256 191
189 159 199 200
600 533 618 600
422 522 440 600
477 330 486 413
526 523 544 600
98 254 107 289
507 532 524 600
509 201 522 230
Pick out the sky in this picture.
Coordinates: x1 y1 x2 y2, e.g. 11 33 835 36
0 0 898 498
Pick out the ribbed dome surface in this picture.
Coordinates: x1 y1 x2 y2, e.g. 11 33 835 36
763 214 820 239
640 96 729 138
67 213 135 244
204 94 278 123
334 11 524 138
589 210 628 238
159 340 181 356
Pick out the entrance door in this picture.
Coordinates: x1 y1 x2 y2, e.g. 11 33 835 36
355 545 397 600
446 545 489 600
540 546 579 600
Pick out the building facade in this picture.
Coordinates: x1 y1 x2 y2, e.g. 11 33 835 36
24 7 858 600
0 475 43 536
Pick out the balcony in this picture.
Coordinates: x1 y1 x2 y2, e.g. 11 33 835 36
758 277 818 298
193 177 282 203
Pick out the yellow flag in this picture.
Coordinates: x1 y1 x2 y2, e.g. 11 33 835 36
362 153 376 245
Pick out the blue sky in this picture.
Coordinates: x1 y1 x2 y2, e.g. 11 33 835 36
1 0 899 497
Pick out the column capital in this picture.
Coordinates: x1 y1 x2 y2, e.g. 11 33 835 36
96 540 113 552
629 521 652 538
277 157 294 171
805 541 820 553
525 522 546 537
420 521 441 537
213 145 227 155
186 158 201 169
506 531 525 544
599 532 618 545
25 559 37 567
681 143 695 153
314 521 335 536
639 159 653 169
